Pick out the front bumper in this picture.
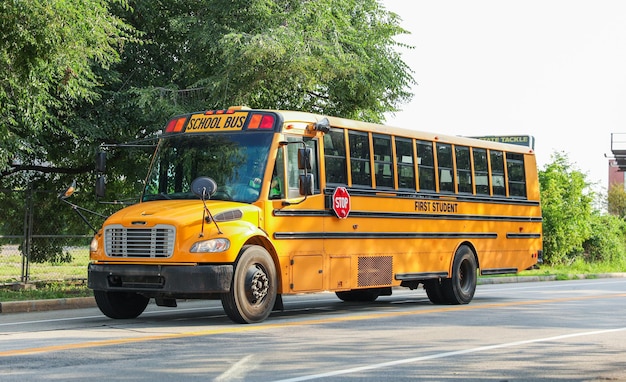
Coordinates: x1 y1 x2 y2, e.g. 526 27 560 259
88 263 233 294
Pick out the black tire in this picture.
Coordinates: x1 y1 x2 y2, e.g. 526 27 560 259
424 279 447 304
221 245 277 324
94 290 149 319
335 289 381 302
441 245 477 304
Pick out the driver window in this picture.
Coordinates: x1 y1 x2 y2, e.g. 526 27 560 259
269 147 285 199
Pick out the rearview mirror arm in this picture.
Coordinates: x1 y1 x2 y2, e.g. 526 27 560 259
59 197 99 234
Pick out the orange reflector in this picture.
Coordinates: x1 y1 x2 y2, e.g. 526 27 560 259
173 117 186 132
248 114 262 129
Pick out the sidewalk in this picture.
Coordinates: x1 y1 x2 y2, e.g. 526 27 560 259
1 273 625 314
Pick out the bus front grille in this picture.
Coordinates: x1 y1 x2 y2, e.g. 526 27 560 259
104 224 175 258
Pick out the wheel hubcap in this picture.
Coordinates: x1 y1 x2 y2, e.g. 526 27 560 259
246 265 269 304
458 259 473 292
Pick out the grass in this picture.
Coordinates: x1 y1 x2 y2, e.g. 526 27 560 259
518 257 626 279
1 246 92 302
0 281 93 302
0 247 90 283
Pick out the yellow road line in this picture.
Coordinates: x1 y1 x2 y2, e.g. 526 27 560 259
1 293 624 357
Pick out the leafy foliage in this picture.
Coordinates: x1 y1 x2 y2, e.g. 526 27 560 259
582 214 626 264
607 182 626 218
0 0 137 173
193 0 415 121
539 151 594 264
539 152 626 269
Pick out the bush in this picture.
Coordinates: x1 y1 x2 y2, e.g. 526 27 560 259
539 152 593 265
583 213 626 264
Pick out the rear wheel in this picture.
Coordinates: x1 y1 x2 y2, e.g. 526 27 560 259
441 245 477 304
424 279 447 304
221 245 277 324
94 290 149 319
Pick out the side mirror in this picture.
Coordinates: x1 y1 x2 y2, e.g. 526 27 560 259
95 176 106 198
299 174 314 196
191 177 218 199
59 180 76 200
96 151 106 173
298 148 312 170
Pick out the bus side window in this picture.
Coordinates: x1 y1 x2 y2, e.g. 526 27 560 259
395 137 415 190
473 148 490 195
417 140 435 191
490 150 506 196
507 152 526 197
324 128 347 185
373 134 394 188
349 131 371 187
437 143 454 193
287 137 319 197
455 145 472 194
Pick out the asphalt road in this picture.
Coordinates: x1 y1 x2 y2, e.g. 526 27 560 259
0 278 625 381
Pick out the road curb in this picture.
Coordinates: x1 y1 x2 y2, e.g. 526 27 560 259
478 275 556 284
478 272 626 285
1 273 625 314
0 297 96 314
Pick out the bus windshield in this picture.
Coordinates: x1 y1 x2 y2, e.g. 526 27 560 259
142 132 274 203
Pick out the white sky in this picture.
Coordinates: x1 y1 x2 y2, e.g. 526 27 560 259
381 0 626 192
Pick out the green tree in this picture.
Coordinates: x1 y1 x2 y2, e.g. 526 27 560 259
108 0 414 121
539 151 594 265
0 0 136 174
194 0 415 122
607 183 626 218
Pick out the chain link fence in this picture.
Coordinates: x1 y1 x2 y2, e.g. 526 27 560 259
0 189 93 285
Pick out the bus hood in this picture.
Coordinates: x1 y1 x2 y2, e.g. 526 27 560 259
103 199 260 228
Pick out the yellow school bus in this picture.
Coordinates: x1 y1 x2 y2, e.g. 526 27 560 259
88 106 542 323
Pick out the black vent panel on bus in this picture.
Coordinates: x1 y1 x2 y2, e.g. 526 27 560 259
357 256 393 287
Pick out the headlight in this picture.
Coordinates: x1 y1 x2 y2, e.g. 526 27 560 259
190 238 230 253
90 237 99 252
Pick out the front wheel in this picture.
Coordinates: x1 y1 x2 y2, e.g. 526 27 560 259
221 245 277 324
94 290 149 319
441 245 477 304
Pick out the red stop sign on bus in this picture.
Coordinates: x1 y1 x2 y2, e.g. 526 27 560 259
332 187 351 219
